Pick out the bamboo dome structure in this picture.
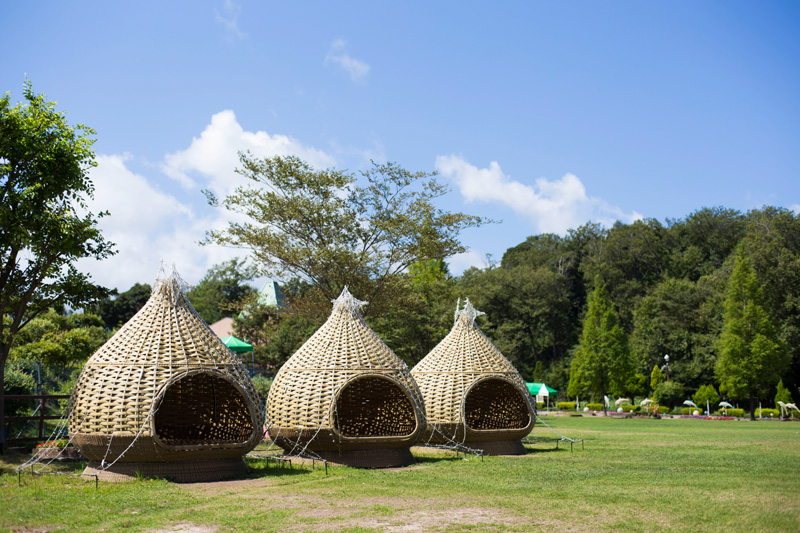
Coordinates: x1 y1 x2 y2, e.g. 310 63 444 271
68 268 263 482
411 299 535 455
266 287 425 467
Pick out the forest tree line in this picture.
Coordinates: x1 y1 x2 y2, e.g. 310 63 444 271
29 204 793 414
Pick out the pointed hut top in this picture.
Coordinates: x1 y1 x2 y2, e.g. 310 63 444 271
413 299 518 375
331 286 367 317
277 287 403 372
152 263 190 305
454 298 485 327
84 265 245 368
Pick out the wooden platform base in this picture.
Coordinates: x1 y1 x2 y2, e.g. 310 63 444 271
82 457 247 483
314 448 416 468
466 439 527 455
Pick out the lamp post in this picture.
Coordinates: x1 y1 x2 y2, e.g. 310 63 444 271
661 354 670 382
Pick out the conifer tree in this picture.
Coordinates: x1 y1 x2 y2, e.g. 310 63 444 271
715 248 789 420
568 276 633 412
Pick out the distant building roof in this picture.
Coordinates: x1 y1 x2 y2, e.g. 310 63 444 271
209 317 235 338
257 280 284 308
239 280 284 319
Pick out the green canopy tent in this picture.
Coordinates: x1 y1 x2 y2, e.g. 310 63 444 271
526 382 558 410
221 335 254 369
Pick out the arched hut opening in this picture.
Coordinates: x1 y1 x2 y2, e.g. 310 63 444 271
266 287 425 467
411 299 534 455
68 269 263 482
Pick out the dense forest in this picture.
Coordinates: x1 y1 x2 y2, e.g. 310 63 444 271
6 205 799 413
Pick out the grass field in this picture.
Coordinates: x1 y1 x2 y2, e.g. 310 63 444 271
2 415 799 532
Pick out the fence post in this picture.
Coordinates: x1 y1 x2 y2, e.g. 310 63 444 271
38 397 45 440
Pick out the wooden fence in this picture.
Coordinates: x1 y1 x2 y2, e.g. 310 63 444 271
4 394 71 444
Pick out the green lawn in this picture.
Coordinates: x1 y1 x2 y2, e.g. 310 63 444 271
2 416 799 532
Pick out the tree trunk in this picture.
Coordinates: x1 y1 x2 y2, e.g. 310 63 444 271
0 349 7 452
749 394 756 421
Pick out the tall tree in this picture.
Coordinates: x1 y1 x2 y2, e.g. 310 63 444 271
740 207 800 401
630 277 722 392
204 154 488 317
715 247 789 420
581 218 673 328
0 82 115 448
94 282 151 328
186 258 257 324
372 259 458 366
568 276 633 410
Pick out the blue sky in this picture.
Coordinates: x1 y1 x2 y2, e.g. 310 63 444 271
3 1 799 291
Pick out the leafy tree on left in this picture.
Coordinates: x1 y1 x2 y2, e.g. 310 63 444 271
0 82 115 449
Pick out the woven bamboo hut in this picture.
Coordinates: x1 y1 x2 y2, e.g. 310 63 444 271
411 299 534 455
266 287 425 467
68 269 263 482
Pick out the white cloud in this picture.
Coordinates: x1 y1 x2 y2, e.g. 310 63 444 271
435 154 641 235
79 112 336 291
162 109 335 199
791 204 800 215
215 0 247 40
77 154 221 291
447 250 491 275
325 39 370 82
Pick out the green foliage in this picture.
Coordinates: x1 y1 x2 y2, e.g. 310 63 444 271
756 408 780 418
568 277 633 400
775 379 793 407
372 259 457 366
620 405 639 412
533 361 543 383
650 364 663 391
580 218 673 329
536 401 544 409
740 208 800 399
250 375 272 399
626 372 648 397
586 403 604 411
0 81 115 347
9 309 109 366
715 247 790 407
556 402 576 410
653 381 685 407
1 81 115 442
682 407 702 415
3 366 35 417
205 155 488 317
233 301 319 370
94 283 151 328
631 277 721 391
451 253 576 378
187 259 257 324
668 207 746 281
692 384 720 408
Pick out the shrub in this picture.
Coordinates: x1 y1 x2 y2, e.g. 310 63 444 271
692 384 720 408
775 379 794 407
715 408 744 417
251 375 273 399
682 407 703 415
3 367 36 417
653 381 685 407
620 405 639 413
586 403 604 411
557 402 576 410
756 408 780 418
656 406 670 414
536 401 544 409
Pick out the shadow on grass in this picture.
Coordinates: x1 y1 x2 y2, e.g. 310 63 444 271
245 457 315 478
